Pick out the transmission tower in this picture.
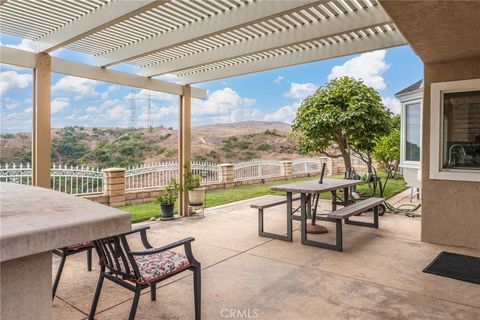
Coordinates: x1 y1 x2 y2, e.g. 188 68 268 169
129 90 137 128
147 91 153 132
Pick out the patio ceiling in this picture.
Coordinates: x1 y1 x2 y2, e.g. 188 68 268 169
0 0 407 84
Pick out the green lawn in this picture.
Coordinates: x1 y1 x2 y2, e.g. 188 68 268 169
120 175 407 223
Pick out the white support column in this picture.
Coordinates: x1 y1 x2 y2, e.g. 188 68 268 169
32 53 51 188
178 85 192 216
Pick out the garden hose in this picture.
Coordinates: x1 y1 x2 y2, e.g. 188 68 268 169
384 202 421 218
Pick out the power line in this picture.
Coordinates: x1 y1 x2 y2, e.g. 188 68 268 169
129 90 137 128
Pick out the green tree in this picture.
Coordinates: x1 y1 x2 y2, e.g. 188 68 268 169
373 129 400 179
292 76 392 173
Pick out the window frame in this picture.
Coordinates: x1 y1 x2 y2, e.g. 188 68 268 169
429 78 480 182
401 98 423 168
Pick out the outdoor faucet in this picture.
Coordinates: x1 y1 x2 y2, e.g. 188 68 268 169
448 144 466 167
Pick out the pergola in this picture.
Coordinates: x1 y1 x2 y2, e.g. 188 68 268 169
0 0 407 214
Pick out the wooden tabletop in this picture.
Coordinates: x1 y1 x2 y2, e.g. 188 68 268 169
271 178 363 193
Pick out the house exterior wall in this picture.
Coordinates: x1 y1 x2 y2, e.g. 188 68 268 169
422 56 480 249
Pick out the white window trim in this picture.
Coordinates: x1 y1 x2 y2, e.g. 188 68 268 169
429 78 480 182
400 98 422 169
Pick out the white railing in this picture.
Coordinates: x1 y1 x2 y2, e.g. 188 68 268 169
0 163 104 195
125 161 178 191
125 161 221 191
0 163 32 185
233 159 283 181
191 161 222 185
292 157 332 175
51 164 104 195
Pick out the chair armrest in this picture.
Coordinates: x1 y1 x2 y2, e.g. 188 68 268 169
118 226 153 249
119 225 150 236
129 237 195 256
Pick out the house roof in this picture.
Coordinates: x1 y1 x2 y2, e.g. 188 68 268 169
0 0 407 85
395 79 423 97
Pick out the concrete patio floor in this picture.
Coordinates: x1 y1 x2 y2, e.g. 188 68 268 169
53 189 480 319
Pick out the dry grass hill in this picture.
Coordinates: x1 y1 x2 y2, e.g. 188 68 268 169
0 121 304 167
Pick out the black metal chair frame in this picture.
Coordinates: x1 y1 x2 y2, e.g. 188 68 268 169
52 243 93 299
89 226 201 320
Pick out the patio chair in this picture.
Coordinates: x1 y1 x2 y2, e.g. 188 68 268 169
52 242 93 299
88 226 201 320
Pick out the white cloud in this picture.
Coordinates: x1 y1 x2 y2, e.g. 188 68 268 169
284 82 317 100
2 39 34 52
85 106 100 114
382 96 401 114
51 97 70 113
264 102 300 123
124 88 176 102
0 70 32 95
193 87 255 116
264 82 317 123
52 76 98 99
108 85 119 92
328 50 389 90
273 76 284 84
0 97 20 110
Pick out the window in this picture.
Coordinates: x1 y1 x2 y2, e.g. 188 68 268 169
430 78 480 182
442 91 480 170
405 102 421 162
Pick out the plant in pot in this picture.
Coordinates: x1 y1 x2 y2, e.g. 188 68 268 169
184 165 206 215
153 179 180 220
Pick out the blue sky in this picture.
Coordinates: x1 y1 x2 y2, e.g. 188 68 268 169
0 33 423 133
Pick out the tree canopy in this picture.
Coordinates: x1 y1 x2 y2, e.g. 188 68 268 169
292 76 392 172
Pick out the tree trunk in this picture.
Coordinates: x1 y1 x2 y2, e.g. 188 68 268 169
342 152 352 175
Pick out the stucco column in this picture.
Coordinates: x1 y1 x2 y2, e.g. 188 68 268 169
32 53 51 188
282 161 293 178
178 85 192 216
103 168 126 207
220 164 234 185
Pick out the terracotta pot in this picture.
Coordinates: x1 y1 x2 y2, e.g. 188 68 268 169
188 187 206 206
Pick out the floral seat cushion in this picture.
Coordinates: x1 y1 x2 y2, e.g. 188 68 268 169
66 241 93 251
120 251 190 285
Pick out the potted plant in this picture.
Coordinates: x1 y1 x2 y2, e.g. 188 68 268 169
184 165 206 207
153 179 180 220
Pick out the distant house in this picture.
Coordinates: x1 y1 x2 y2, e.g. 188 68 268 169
395 80 423 196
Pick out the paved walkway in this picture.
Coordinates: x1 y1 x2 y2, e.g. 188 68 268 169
53 188 479 319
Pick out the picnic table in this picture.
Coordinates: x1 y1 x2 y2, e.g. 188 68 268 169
271 178 363 245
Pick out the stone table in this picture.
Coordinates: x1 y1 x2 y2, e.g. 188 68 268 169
0 183 131 320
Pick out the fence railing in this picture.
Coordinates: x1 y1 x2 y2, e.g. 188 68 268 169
125 161 221 191
0 158 332 197
293 157 332 175
233 159 283 181
125 161 178 191
0 163 104 195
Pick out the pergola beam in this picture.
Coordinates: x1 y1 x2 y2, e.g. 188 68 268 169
143 5 391 77
178 31 407 84
0 46 206 99
33 0 163 53
95 0 322 67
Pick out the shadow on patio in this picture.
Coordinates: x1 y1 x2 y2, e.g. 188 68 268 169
53 189 479 320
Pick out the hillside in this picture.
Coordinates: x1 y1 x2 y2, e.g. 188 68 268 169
0 121 304 167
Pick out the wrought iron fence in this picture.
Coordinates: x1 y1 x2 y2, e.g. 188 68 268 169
51 164 104 195
292 157 332 175
125 161 221 191
0 163 104 195
191 161 222 185
125 161 179 191
233 159 283 180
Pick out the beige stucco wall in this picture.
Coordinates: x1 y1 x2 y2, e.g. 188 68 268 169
421 56 480 249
